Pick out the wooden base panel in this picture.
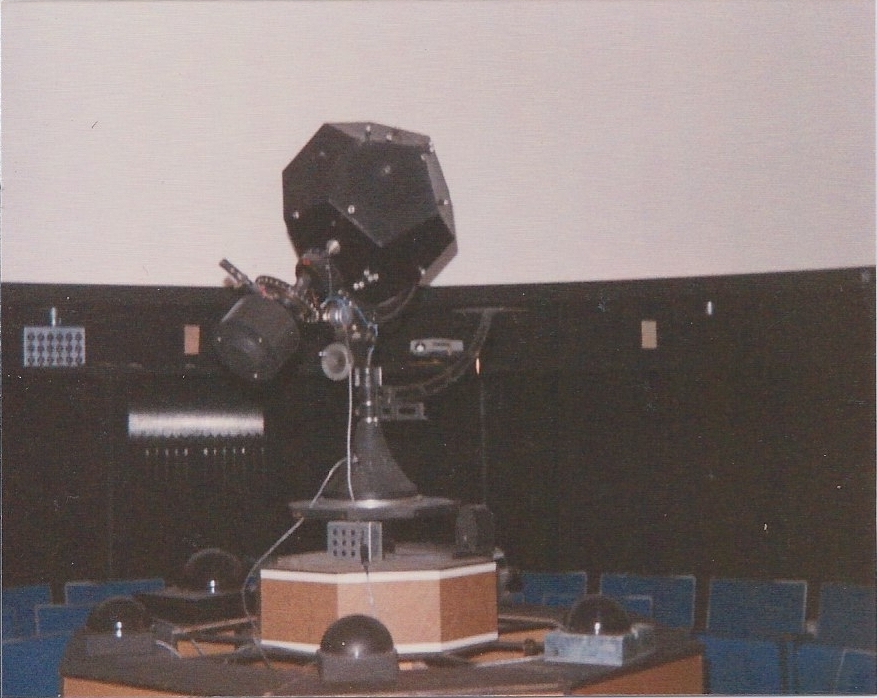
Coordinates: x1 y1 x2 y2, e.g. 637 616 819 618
573 654 705 695
64 676 184 697
260 554 498 655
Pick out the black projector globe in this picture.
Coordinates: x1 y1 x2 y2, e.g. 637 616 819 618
317 614 398 683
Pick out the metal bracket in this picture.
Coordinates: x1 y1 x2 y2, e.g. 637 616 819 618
379 387 426 421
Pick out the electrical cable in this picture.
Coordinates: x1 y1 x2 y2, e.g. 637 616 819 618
240 457 347 669
153 640 183 658
374 282 418 324
311 458 347 503
346 363 355 502
361 555 377 616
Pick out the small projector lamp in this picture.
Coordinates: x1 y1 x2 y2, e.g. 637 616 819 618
317 614 398 684
544 595 655 666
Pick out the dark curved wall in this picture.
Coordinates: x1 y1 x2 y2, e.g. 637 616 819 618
3 268 874 611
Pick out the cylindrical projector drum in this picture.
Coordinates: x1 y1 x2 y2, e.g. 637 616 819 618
213 294 300 382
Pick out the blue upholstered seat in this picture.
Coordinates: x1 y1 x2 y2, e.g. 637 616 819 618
790 584 876 694
793 642 877 694
700 634 787 694
706 577 807 638
2 584 52 639
519 571 587 607
699 577 807 694
35 603 93 636
599 573 696 629
63 577 164 605
816 582 876 650
1 633 70 697
835 648 877 694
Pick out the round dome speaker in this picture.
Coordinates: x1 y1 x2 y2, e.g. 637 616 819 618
565 595 632 636
182 548 245 594
86 596 152 636
317 614 398 683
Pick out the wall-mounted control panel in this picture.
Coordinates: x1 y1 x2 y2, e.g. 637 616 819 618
23 325 86 368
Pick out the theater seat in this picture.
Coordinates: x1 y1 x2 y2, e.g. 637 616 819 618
519 571 587 607
699 634 785 694
599 573 696 629
835 649 877 694
2 584 52 639
63 577 164 605
816 583 876 650
1 633 70 698
35 603 93 636
699 577 807 694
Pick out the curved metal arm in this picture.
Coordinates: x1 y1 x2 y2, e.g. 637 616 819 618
388 307 522 401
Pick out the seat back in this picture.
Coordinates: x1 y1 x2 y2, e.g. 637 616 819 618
706 577 807 638
599 573 696 629
817 583 876 650
699 635 786 694
35 603 94 636
63 577 164 605
1 583 52 638
519 571 587 607
1 633 70 697
792 642 844 694
835 649 877 695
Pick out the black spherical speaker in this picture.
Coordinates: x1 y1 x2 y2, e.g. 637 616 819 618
64 597 157 660
86 596 152 636
317 614 398 683
182 548 245 594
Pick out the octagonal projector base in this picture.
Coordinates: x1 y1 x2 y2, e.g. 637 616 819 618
259 545 497 656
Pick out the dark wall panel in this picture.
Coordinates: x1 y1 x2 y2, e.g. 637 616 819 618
2 373 111 585
2 268 874 595
551 270 876 592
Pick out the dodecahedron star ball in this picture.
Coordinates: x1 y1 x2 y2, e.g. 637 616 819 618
282 122 455 305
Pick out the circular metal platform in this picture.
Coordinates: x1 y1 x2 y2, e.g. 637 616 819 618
289 495 458 521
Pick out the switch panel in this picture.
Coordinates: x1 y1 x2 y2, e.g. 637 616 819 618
23 326 86 367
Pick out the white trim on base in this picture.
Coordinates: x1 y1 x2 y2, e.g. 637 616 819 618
260 630 500 657
260 562 496 585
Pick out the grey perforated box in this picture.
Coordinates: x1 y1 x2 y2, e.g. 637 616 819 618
23 326 86 368
327 521 383 563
